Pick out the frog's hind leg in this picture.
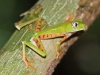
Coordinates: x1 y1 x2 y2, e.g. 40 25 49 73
31 38 46 57
36 19 43 32
21 38 47 73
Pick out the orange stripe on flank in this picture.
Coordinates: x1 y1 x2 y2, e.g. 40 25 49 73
39 45 43 51
39 34 51 39
39 33 65 39
39 35 44 39
48 34 52 38
36 41 43 51
57 33 61 36
36 25 41 32
34 38 43 51
33 38 38 43
43 34 50 38
51 34 55 37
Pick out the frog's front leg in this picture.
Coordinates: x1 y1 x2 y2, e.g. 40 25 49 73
57 33 72 58
22 41 37 73
22 37 46 73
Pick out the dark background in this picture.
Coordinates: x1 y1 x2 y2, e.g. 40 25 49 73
0 0 100 75
0 0 37 49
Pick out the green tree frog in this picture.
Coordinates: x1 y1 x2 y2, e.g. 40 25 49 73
15 6 86 73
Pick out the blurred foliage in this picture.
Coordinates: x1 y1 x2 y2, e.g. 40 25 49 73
0 0 100 75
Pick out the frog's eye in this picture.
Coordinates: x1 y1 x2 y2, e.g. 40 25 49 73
72 22 78 28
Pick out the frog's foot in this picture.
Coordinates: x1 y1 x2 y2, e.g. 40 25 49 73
56 41 66 59
56 51 63 59
25 59 37 73
65 11 75 22
56 51 60 59
56 42 63 59
21 53 37 74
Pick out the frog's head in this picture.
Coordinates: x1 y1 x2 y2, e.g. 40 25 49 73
66 19 86 33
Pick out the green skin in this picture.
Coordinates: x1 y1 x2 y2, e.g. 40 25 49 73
16 19 86 57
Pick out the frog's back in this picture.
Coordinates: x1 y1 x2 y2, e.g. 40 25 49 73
35 19 86 37
37 22 70 35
